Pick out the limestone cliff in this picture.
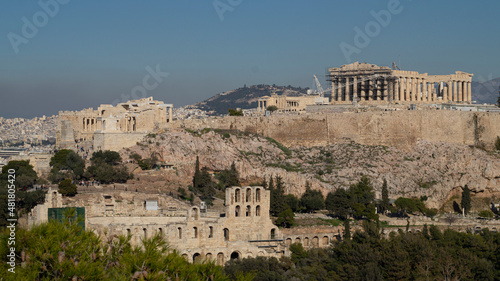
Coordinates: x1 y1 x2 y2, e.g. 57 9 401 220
122 129 500 209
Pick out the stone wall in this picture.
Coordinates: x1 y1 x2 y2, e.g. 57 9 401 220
93 132 148 152
164 111 500 150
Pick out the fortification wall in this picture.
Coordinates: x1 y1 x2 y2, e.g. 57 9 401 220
165 111 500 150
94 132 147 151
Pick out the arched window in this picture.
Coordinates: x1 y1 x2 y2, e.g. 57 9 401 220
255 188 261 202
271 228 276 239
217 253 225 266
235 205 240 217
224 228 229 241
246 188 251 202
255 205 261 216
192 207 199 220
158 228 163 236
178 227 182 239
209 226 213 238
193 227 198 238
143 228 147 239
246 205 251 217
235 189 240 202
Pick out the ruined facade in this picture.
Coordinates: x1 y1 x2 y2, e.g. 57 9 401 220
257 93 328 113
28 186 338 264
56 97 173 151
328 62 473 104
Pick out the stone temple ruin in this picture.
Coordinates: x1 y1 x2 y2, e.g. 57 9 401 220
56 97 173 151
328 62 473 104
28 186 338 264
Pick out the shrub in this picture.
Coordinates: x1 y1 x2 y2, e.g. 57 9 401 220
58 179 77 196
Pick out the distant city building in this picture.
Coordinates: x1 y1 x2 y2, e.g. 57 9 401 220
328 62 473 104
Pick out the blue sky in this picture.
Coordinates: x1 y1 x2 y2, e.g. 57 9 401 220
1 0 499 118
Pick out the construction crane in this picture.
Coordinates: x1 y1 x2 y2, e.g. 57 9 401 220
311 75 331 97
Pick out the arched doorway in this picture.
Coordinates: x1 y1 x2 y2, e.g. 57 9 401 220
230 251 240 260
193 253 201 264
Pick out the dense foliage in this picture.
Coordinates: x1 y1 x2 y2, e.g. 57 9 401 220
84 150 132 184
58 179 77 196
0 161 45 229
1 160 38 189
0 219 237 281
325 176 377 220
228 108 243 116
461 185 472 216
225 225 500 280
49 150 85 183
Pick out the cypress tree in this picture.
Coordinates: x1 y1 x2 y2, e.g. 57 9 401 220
381 179 390 214
461 185 471 216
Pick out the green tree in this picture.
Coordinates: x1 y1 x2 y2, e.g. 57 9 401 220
0 220 231 280
192 156 201 192
266 105 278 112
85 150 131 184
325 188 351 220
216 161 240 189
461 185 471 216
269 176 287 216
275 208 295 228
300 182 324 213
349 176 377 220
344 220 351 240
285 194 300 212
380 179 390 214
58 179 77 196
228 108 243 116
1 160 38 188
49 150 85 183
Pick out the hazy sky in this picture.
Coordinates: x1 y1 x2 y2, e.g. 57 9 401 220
1 0 499 118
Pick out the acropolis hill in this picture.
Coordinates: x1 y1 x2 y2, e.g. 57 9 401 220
165 110 500 151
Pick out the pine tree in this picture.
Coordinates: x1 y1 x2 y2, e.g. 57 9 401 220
461 185 471 216
261 176 267 189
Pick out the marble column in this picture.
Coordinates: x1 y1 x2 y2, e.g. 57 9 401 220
368 80 373 101
458 81 463 102
345 77 350 102
394 79 400 101
359 78 366 100
383 79 388 101
468 82 472 102
353 76 358 101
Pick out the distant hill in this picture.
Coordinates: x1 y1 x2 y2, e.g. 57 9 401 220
472 77 500 104
193 84 309 115
190 79 499 115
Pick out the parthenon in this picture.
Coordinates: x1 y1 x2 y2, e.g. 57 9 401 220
328 62 473 104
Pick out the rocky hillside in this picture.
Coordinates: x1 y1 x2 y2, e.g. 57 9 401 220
193 84 309 115
121 128 500 209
